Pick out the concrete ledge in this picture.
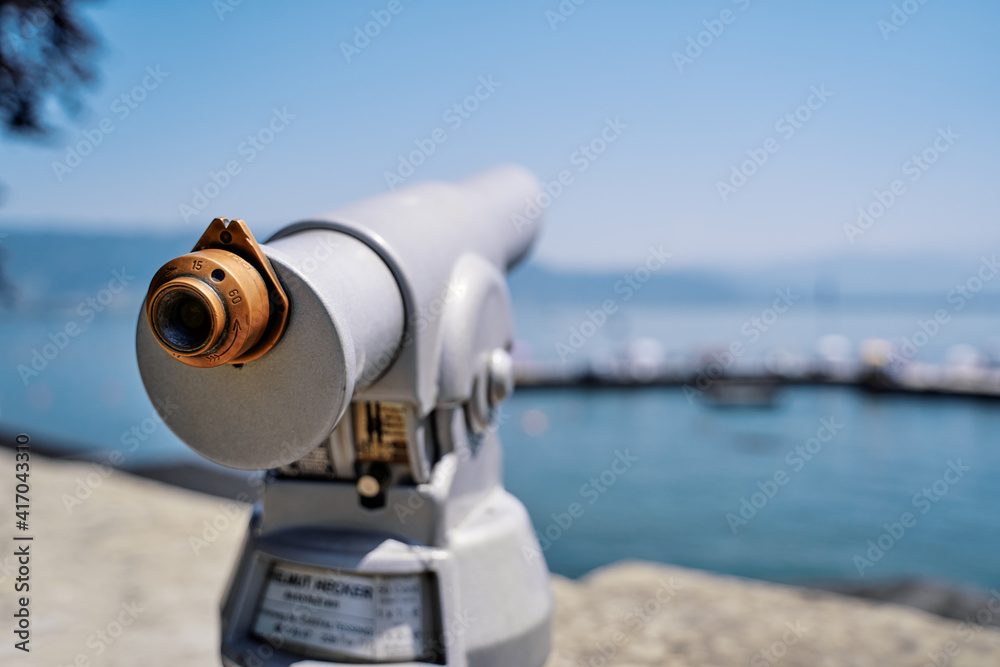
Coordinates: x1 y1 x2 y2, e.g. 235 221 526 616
549 564 1000 666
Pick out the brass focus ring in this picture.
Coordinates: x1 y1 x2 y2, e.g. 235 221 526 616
146 248 270 368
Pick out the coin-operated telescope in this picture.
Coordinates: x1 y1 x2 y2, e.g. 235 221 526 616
136 167 552 666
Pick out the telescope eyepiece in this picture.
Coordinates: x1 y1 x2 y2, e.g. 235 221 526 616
144 218 289 368
150 277 225 354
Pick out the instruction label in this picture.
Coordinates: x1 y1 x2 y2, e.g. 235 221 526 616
253 562 427 661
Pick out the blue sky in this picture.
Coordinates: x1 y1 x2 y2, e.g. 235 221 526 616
1 0 997 270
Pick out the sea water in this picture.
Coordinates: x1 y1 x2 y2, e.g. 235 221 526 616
1 234 998 591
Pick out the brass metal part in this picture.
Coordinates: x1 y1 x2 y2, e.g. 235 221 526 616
145 218 290 368
352 401 411 464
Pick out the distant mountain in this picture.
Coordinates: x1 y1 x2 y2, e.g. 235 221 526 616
508 263 748 304
510 253 1000 309
2 231 999 313
0 231 190 311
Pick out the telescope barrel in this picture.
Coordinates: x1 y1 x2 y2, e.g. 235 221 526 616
136 166 542 470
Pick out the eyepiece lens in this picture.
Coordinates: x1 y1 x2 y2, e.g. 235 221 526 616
154 289 213 352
